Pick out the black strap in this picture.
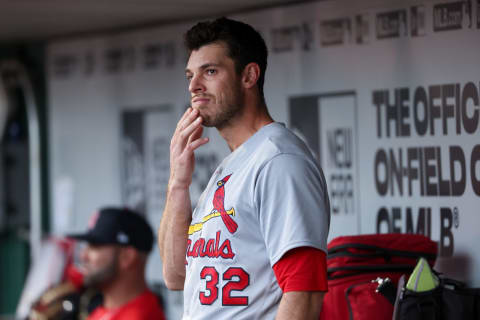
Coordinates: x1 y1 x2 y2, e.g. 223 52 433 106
345 280 373 320
328 264 414 280
328 243 436 262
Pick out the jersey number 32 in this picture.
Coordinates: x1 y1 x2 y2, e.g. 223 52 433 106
199 266 250 306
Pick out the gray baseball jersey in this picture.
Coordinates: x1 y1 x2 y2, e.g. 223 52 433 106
182 122 330 320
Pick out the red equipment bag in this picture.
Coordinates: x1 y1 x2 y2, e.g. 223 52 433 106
319 233 437 320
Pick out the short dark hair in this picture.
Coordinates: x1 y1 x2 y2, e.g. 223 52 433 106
184 17 268 99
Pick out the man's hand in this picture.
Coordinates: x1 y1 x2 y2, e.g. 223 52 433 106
169 107 209 190
158 107 209 290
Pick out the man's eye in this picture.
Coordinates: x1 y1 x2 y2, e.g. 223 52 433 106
206 69 216 75
186 75 193 82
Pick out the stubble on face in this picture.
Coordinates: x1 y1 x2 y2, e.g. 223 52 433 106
203 80 244 129
83 247 119 288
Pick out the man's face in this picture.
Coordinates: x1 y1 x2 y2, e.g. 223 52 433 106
80 243 119 288
185 42 244 129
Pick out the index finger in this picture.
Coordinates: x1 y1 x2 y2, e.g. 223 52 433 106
176 107 199 132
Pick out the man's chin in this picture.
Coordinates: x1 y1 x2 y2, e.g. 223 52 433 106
201 121 215 128
193 110 213 127
83 272 114 287
192 103 209 111
82 275 97 287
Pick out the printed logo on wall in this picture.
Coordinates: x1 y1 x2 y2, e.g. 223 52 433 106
355 13 370 44
271 22 315 53
52 41 176 78
289 92 359 239
52 54 77 78
371 81 480 257
104 46 136 73
299 22 315 51
433 1 473 32
376 9 408 39
143 42 176 70
410 5 426 37
320 18 352 46
272 26 298 52
121 106 175 215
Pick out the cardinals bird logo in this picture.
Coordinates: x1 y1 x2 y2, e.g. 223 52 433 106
213 174 238 233
187 174 238 235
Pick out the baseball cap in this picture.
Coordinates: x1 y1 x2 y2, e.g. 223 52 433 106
67 207 154 252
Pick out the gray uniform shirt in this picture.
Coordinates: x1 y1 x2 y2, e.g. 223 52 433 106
183 122 330 320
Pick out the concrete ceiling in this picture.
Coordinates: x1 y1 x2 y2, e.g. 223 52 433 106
0 0 311 44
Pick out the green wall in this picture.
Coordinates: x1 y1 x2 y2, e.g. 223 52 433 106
0 43 48 316
0 232 30 314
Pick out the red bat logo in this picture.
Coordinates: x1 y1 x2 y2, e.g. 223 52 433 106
212 174 238 234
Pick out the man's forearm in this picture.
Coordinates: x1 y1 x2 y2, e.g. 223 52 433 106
275 291 325 320
158 185 192 290
158 107 209 290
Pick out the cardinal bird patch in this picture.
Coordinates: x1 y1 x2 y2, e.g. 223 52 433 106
212 174 238 233
188 174 238 235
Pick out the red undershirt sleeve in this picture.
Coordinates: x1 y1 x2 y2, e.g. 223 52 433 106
272 246 328 293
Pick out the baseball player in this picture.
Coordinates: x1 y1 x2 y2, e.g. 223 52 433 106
70 207 166 320
158 17 330 319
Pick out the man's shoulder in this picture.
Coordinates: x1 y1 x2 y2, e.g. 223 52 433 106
259 123 316 161
118 307 162 319
233 122 318 176
118 290 165 319
87 291 164 320
86 306 107 320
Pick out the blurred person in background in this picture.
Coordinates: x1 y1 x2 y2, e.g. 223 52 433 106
68 207 166 320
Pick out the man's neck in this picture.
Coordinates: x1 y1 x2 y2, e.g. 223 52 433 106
218 100 273 151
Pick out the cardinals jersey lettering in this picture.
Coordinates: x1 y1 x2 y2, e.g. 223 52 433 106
183 122 330 320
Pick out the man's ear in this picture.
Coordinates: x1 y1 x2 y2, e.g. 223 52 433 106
242 63 260 89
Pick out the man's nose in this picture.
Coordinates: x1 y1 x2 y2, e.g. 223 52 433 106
188 74 205 94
